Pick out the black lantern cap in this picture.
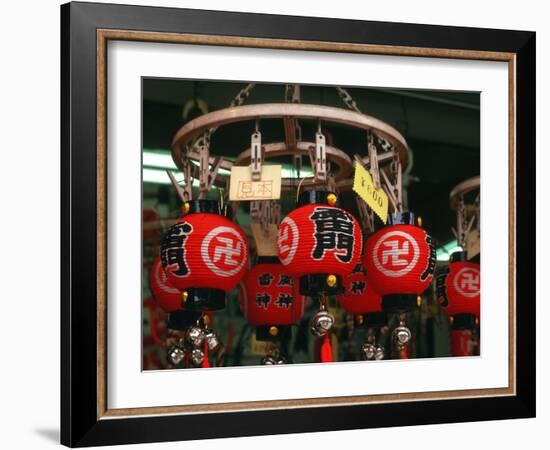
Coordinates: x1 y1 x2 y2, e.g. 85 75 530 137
450 251 468 263
381 294 418 312
299 273 344 296
297 189 337 207
167 310 202 331
386 211 416 226
182 287 226 311
255 256 281 265
186 199 221 215
451 313 478 330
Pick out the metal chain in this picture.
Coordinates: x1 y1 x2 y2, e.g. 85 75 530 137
191 82 257 150
336 87 394 152
336 87 361 113
230 82 256 107
336 86 403 216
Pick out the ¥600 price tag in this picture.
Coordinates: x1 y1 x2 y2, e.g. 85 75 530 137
353 163 389 224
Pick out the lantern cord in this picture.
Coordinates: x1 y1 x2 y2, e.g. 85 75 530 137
295 176 314 202
320 334 333 363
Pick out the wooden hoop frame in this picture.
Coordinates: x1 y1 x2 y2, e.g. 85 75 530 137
172 102 408 166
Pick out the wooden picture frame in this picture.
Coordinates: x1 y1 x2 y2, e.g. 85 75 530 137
61 1 535 446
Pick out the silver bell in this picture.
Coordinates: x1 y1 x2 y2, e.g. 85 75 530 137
362 343 377 360
310 310 335 337
204 329 221 352
261 355 277 365
374 346 385 360
392 325 412 347
186 326 205 349
167 346 186 366
190 348 205 366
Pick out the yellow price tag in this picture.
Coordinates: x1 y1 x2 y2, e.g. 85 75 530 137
250 334 268 356
353 163 389 224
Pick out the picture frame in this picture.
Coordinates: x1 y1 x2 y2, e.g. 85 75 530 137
60 1 535 446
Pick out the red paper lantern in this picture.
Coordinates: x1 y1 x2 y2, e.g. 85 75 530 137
161 200 249 310
143 296 167 347
450 329 477 356
336 265 382 315
277 191 362 295
363 213 436 311
149 256 183 312
438 254 480 319
143 209 160 239
239 262 306 331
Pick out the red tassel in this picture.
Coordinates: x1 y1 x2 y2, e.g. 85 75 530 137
202 340 210 368
320 334 333 363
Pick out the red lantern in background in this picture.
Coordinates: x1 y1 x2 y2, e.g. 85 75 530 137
277 190 362 296
239 260 306 340
150 255 203 332
438 253 480 319
143 209 160 239
437 251 480 356
336 264 382 315
143 296 167 348
337 264 388 360
150 256 183 312
450 329 477 356
161 200 249 311
363 212 436 312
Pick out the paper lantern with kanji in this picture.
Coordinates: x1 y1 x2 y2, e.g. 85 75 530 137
363 213 436 311
239 261 306 339
161 200 249 311
450 329 477 356
277 191 362 295
336 265 382 315
438 253 480 319
149 256 183 312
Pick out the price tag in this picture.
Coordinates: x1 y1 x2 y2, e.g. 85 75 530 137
250 333 268 356
352 162 389 224
229 165 282 201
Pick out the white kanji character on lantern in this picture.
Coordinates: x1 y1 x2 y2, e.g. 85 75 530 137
201 226 248 277
373 230 420 277
381 240 410 267
213 236 243 267
454 267 480 297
